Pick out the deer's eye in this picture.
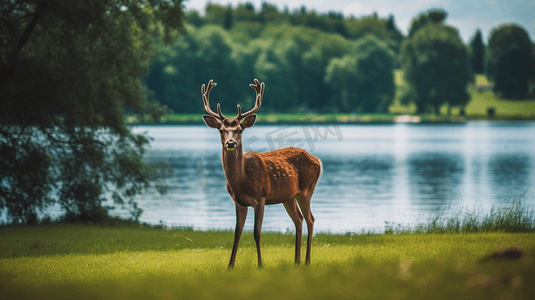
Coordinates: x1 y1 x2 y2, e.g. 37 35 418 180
219 129 223 133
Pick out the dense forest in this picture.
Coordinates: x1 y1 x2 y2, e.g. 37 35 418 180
145 3 535 116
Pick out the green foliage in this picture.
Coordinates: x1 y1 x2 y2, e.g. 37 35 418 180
255 39 300 111
148 21 358 114
486 23 535 99
324 55 358 111
204 3 226 26
470 29 485 74
184 10 204 27
350 35 396 112
234 2 257 22
175 4 532 118
401 22 472 114
408 8 447 38
345 14 404 54
259 2 284 23
0 0 183 224
230 21 264 43
146 25 245 114
223 5 233 30
287 7 348 37
325 35 395 112
150 3 413 114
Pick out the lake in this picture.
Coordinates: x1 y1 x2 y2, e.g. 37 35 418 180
117 122 535 233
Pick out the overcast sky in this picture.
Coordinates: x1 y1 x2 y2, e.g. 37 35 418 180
183 0 535 43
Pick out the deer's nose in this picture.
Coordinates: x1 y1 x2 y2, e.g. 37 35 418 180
225 140 237 149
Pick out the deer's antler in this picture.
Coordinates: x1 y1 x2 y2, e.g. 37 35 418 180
201 79 226 119
236 78 264 120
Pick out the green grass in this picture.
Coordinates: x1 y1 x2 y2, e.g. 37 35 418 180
1 224 535 299
391 71 535 119
0 225 299 258
466 91 535 118
2 200 534 299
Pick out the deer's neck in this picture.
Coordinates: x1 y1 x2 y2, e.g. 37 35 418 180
222 147 245 188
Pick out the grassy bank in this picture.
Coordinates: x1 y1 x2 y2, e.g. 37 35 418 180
2 202 533 298
1 224 535 299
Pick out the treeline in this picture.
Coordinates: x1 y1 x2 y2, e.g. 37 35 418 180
145 3 535 115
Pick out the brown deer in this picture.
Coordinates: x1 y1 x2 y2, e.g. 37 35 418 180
201 79 322 269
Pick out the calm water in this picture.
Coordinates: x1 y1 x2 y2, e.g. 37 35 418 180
116 122 535 233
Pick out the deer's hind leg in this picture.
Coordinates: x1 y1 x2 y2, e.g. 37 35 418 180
253 198 265 268
295 192 315 265
283 198 304 264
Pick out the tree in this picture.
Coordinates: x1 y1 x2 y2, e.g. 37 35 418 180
0 0 183 223
486 24 535 99
223 5 233 30
386 15 396 31
257 23 351 111
328 12 348 37
324 55 358 111
234 2 257 22
408 9 447 37
254 40 299 112
325 35 395 112
470 29 485 73
195 26 239 113
384 14 405 56
259 2 283 23
344 14 404 54
345 15 388 40
146 27 203 114
152 25 240 114
351 35 396 112
184 10 204 27
205 3 226 26
401 23 472 114
229 21 264 43
300 47 326 110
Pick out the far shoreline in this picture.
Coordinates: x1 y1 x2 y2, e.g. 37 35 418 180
128 113 535 126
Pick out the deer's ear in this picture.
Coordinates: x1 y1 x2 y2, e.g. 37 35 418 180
203 115 221 129
240 114 256 129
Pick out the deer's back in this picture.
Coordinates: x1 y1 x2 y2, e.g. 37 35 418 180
244 147 321 201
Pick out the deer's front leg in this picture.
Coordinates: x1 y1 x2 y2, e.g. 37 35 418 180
253 199 265 268
229 203 247 269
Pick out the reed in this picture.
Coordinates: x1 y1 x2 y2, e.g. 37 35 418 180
385 196 535 234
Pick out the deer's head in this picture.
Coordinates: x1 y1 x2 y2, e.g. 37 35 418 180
201 79 265 152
